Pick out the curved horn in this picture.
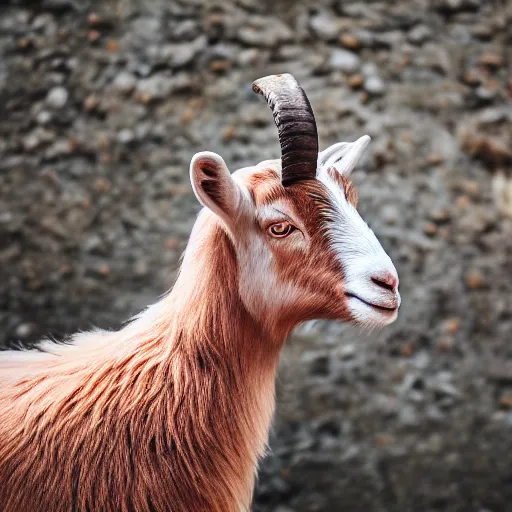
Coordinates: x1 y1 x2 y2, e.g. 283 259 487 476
252 74 318 187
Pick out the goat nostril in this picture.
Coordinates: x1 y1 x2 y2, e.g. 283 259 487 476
371 275 397 292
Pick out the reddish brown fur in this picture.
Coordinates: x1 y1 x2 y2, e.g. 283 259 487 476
0 216 283 512
0 168 358 512
327 167 358 207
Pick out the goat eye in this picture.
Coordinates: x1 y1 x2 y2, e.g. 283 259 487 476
268 221 295 238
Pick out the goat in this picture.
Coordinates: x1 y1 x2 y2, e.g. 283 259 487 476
0 74 400 512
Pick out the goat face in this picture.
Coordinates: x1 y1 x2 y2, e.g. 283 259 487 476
189 74 400 331
190 143 399 330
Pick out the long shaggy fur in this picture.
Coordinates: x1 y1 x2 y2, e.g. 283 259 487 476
0 214 282 512
0 152 399 511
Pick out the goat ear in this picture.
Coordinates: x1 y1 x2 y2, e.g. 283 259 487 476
318 135 371 177
190 152 245 224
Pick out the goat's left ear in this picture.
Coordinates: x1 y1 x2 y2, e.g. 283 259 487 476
190 151 246 225
318 135 371 177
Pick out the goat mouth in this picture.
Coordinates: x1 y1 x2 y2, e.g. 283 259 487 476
345 292 398 313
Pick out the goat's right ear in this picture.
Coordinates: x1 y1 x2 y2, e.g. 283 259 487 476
190 152 245 225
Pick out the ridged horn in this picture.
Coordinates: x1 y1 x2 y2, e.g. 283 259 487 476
252 74 318 187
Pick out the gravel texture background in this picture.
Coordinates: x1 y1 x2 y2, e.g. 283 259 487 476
1 0 512 511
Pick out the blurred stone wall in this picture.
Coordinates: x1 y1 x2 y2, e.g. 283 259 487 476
1 0 512 510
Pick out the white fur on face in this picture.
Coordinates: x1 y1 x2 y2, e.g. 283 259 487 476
317 168 400 328
233 200 303 331
235 231 302 334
